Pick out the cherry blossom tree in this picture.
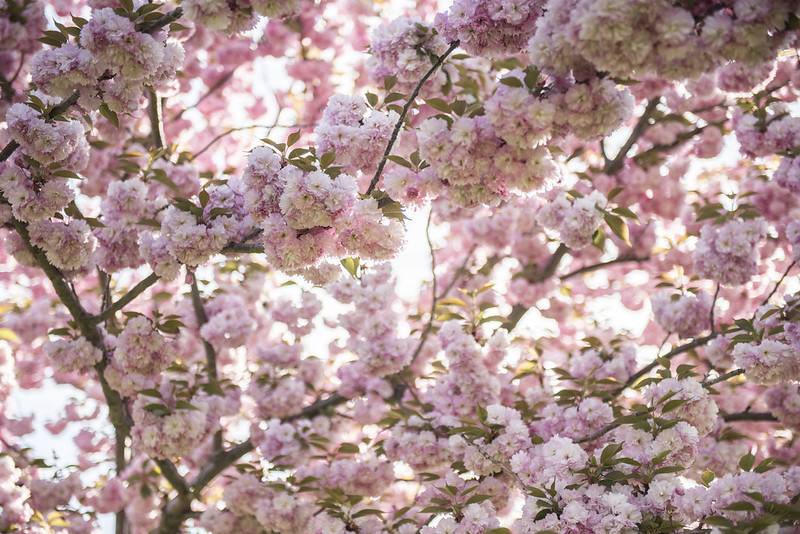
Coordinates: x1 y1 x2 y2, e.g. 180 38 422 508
2 0 800 532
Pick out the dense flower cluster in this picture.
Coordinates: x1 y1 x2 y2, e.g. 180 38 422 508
32 8 183 113
242 146 403 275
435 0 544 56
693 217 768 286
5 103 88 169
418 115 558 207
315 95 398 174
651 289 712 338
529 0 794 80
3 0 800 532
537 190 607 249
44 336 102 374
367 17 450 91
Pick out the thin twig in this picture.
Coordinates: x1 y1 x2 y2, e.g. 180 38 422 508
147 87 166 149
604 98 659 174
365 40 460 195
93 273 160 323
759 259 797 308
135 7 183 33
709 283 720 334
560 255 649 281
171 68 237 121
702 368 744 388
613 334 717 398
722 411 778 423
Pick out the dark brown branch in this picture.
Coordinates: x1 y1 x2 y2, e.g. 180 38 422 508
503 244 569 331
93 272 160 323
135 7 183 34
703 368 744 388
147 88 166 149
155 459 191 495
559 255 649 281
365 40 459 195
722 411 778 423
604 98 659 174
613 334 717 397
152 392 348 533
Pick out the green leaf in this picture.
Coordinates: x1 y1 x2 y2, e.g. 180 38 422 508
341 257 360 279
287 130 301 147
724 501 756 512
99 103 119 128
739 452 755 471
175 400 200 411
611 206 639 220
604 212 630 245
499 76 523 88
337 443 360 454
425 98 451 113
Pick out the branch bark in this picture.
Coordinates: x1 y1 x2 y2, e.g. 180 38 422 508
365 40 460 195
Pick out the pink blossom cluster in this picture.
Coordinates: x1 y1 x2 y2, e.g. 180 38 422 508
0 156 73 223
199 293 256 349
297 455 394 496
44 336 103 374
651 289 712 338
315 95 398 174
643 377 719 436
243 145 403 275
32 8 184 113
367 17 450 91
0 0 45 57
733 338 800 384
417 115 558 207
529 0 793 80
537 190 607 249
426 321 502 418
199 474 312 533
382 416 452 470
5 103 88 169
27 218 96 273
532 397 614 441
775 156 800 194
105 316 172 396
130 387 212 459
158 205 236 268
450 404 532 476
693 217 768 286
766 383 800 430
566 342 638 387
434 0 545 56
183 0 299 33
733 105 800 158
328 263 415 383
0 456 32 530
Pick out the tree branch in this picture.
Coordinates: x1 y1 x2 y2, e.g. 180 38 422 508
503 244 569 331
135 7 183 34
559 255 649 281
702 368 744 388
93 272 160 324
722 411 778 423
604 98 659 174
189 279 221 451
613 334 717 397
147 87 166 149
364 40 459 195
152 392 348 533
155 459 191 495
